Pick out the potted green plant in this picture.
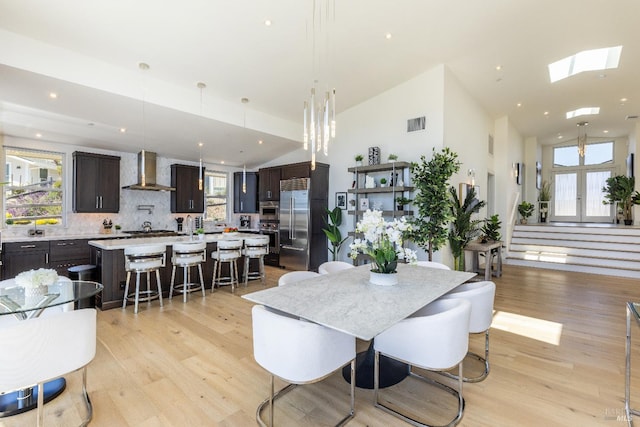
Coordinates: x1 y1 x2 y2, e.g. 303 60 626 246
538 180 551 223
355 154 364 167
388 154 398 162
448 186 486 271
395 196 412 211
379 177 387 187
603 175 640 225
196 228 205 239
408 148 461 261
323 207 349 261
481 214 502 243
518 201 534 224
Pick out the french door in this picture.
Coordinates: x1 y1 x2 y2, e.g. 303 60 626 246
551 168 613 223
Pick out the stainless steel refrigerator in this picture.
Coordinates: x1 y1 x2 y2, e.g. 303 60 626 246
279 178 311 271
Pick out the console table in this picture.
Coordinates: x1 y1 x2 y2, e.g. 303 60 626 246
465 240 502 281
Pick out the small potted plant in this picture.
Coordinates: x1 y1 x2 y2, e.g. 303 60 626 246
196 228 205 240
538 180 551 223
388 154 398 162
603 175 640 225
114 224 122 234
481 214 501 243
395 196 412 211
355 154 364 167
518 201 534 224
379 177 388 187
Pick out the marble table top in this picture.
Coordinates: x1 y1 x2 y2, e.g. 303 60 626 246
242 263 475 341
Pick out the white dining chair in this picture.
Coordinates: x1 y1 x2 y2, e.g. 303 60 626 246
252 304 356 427
415 260 451 270
318 261 355 275
0 308 97 427
123 244 166 314
374 298 471 427
439 280 496 382
277 271 320 286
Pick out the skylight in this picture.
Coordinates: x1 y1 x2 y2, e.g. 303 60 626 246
548 45 622 83
566 107 600 119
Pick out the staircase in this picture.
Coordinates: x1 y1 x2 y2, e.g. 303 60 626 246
506 223 640 278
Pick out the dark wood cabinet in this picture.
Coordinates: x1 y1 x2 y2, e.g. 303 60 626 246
259 167 281 201
73 151 121 213
171 164 205 213
234 172 258 213
2 241 49 279
49 239 91 276
281 162 311 180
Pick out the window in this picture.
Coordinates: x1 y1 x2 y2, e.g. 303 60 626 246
4 147 64 227
204 170 228 222
553 141 613 167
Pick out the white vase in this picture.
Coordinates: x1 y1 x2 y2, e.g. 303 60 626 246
24 285 48 307
369 271 398 286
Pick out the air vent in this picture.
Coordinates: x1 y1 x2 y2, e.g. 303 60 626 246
626 115 639 120
407 116 426 132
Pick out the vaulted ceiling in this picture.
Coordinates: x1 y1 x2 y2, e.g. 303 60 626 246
1 0 638 168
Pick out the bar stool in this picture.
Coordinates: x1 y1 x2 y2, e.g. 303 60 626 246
122 244 166 314
170 242 206 303
242 235 270 286
211 239 243 292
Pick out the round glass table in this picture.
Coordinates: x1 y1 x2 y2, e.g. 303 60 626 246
0 279 103 417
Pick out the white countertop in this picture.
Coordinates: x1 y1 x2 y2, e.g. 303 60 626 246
88 232 260 250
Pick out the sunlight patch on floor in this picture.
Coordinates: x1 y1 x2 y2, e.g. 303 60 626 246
492 311 563 345
523 251 568 263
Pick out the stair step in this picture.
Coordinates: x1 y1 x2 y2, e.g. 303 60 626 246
512 230 640 244
510 239 640 253
507 250 640 270
509 244 640 260
505 258 640 279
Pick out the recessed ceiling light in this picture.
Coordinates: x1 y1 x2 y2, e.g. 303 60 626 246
548 45 622 83
385 33 392 39
120 128 126 133
495 65 502 71
221 160 225 164
566 107 600 119
557 134 563 139
35 133 42 138
604 130 609 133
258 140 263 144
621 97 628 102
49 92 57 99
264 19 272 26
516 103 522 108
543 111 549 116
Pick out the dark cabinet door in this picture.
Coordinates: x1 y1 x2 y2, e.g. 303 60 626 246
2 241 49 279
171 164 205 213
259 167 281 201
281 163 310 180
234 172 258 213
73 152 120 213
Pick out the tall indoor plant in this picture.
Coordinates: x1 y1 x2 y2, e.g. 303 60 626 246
448 186 486 271
323 207 348 261
538 180 551 223
603 175 640 225
408 148 461 260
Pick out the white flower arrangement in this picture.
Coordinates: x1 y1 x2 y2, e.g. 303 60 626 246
349 209 417 273
15 268 59 288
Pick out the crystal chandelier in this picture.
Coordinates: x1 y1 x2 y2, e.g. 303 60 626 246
302 0 336 171
577 121 588 158
197 82 206 190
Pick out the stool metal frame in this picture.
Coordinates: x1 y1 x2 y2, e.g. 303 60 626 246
626 302 640 425
123 244 166 314
170 242 206 303
212 239 243 292
242 236 269 286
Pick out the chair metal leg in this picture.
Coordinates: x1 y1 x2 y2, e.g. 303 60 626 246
244 256 250 286
198 264 205 296
212 260 218 292
169 265 177 300
122 272 131 309
37 381 44 427
134 273 141 314
375 350 465 427
440 331 490 383
156 269 163 308
80 366 93 427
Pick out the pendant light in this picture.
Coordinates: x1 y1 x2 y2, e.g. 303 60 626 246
139 62 150 187
577 121 588 158
241 98 249 193
197 82 206 190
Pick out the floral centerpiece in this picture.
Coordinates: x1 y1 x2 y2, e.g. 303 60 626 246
349 209 416 285
15 268 58 288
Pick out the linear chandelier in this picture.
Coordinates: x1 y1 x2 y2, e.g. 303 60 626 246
303 0 336 171
577 121 588 158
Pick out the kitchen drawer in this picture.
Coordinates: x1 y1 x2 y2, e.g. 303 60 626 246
49 239 90 261
3 241 50 253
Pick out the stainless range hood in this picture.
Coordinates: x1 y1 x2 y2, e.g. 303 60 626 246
122 150 176 191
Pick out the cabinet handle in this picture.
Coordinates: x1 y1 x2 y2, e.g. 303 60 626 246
20 244 37 248
56 242 68 246
99 196 104 209
241 201 244 211
45 253 49 264
96 196 100 209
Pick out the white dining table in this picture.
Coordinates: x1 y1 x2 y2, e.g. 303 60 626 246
243 263 475 341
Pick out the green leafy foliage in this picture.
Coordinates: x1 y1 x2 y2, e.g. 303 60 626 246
448 186 485 270
518 201 534 219
323 207 349 261
602 175 640 220
481 214 502 242
408 148 461 260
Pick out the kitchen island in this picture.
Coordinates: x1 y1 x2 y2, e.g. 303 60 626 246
89 232 260 310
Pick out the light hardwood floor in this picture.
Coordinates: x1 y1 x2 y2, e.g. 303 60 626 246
2 265 638 426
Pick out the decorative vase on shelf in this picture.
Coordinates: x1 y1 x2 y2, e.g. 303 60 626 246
369 271 398 286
